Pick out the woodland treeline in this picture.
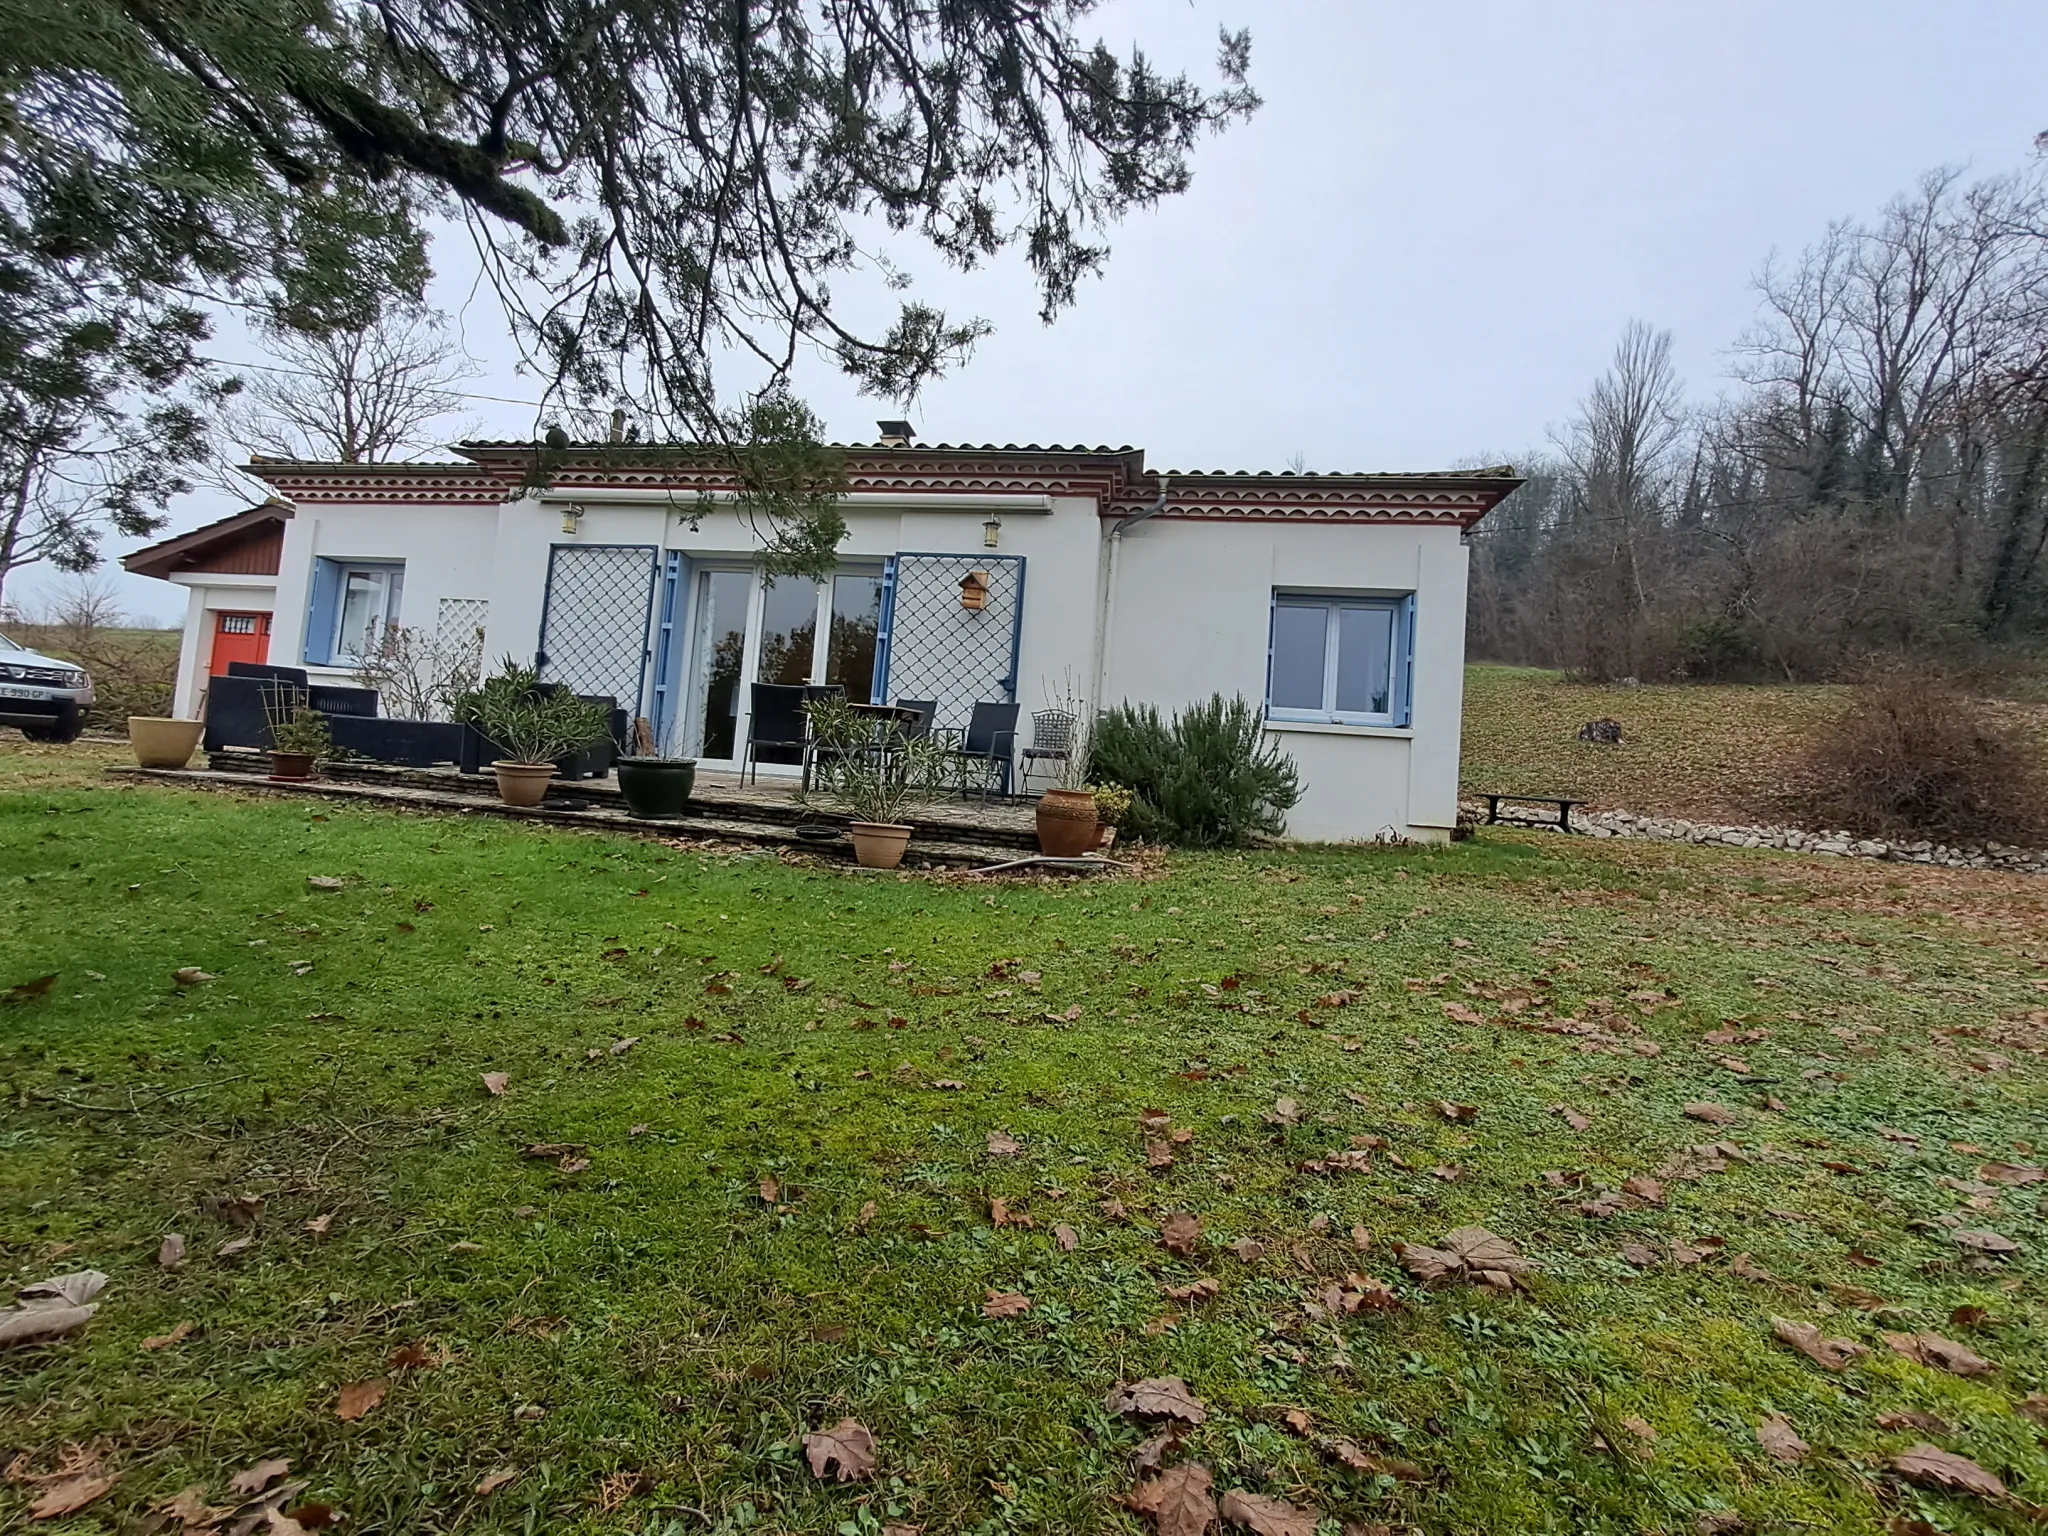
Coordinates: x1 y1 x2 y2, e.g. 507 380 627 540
1469 162 2048 682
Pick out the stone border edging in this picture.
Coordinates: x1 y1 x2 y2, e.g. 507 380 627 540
1571 808 2048 875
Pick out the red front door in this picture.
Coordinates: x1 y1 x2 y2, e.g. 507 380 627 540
209 611 272 675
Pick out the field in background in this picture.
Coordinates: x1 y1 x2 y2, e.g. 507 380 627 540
1460 664 2048 826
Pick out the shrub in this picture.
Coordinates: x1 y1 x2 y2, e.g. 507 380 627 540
456 659 612 765
1794 667 2048 846
1091 694 1301 847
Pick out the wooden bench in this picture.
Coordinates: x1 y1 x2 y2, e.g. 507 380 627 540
1478 793 1584 833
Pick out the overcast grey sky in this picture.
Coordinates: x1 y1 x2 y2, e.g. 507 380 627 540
42 0 2048 624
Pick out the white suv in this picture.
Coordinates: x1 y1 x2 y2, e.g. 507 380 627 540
0 630 94 742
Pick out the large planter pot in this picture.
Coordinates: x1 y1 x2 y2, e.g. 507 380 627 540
615 757 696 819
1096 824 1119 852
1036 787 1100 857
268 751 317 782
493 761 557 808
848 821 914 870
129 716 204 769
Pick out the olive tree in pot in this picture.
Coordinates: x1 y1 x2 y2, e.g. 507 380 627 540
457 661 612 808
833 723 948 869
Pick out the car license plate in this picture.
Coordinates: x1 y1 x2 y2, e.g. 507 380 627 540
0 685 44 699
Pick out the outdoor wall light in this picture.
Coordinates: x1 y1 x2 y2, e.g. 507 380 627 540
982 513 1002 548
560 502 585 534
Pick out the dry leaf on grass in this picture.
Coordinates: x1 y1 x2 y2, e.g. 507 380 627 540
981 1290 1032 1319
1553 1105 1592 1132
227 1459 292 1498
1229 1237 1264 1262
0 1270 107 1350
1892 1443 2006 1501
1771 1317 1869 1372
480 1072 509 1096
28 1470 116 1521
1683 1102 1741 1125
1397 1227 1532 1290
1953 1229 2018 1256
1220 1488 1317 1535
987 1131 1022 1157
1147 1139 1177 1170
1878 1409 1952 1433
1756 1415 1808 1462
1264 1097 1301 1128
2018 1393 2048 1425
475 1468 518 1497
388 1341 435 1371
1976 1162 2045 1186
758 1175 780 1205
1054 1224 1079 1252
157 1234 186 1270
802 1418 877 1482
1164 1277 1220 1303
1160 1211 1202 1256
5 972 57 1002
1107 1376 1209 1424
1882 1331 1997 1377
1319 1440 1424 1479
173 967 215 986
304 1213 333 1237
142 1320 195 1351
337 1379 388 1421
1127 1462 1216 1536
1139 1108 1173 1133
1435 1101 1478 1122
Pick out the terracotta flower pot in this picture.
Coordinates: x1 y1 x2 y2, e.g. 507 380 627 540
616 757 696 818
1096 824 1118 851
269 751 317 782
1036 787 1100 857
129 716 204 769
493 761 557 807
848 821 914 870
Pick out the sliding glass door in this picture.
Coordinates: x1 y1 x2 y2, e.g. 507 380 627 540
678 567 884 767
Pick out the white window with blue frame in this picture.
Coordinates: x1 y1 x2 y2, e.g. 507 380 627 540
303 558 406 665
1266 591 1415 728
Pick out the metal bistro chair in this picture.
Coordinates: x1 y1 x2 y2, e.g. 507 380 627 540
743 682 809 785
1019 708 1076 795
950 700 1020 802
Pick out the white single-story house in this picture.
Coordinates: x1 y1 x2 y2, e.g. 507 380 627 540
126 438 1520 842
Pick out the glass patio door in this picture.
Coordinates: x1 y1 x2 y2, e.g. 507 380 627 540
680 567 885 767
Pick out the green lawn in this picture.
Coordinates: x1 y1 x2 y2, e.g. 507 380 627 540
3 751 2047 1534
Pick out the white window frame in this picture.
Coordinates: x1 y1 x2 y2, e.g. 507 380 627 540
1265 592 1413 728
330 562 404 663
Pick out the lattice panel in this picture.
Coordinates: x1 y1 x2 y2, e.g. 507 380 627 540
538 544 656 709
436 597 489 647
879 554 1024 732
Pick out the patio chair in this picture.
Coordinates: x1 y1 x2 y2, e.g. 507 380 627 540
744 682 809 784
892 700 937 740
950 700 1020 801
1019 709 1076 794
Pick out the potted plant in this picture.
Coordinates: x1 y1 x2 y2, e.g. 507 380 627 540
457 660 612 808
833 723 947 869
615 745 697 818
260 688 330 781
1034 677 1099 857
129 715 205 769
1090 783 1133 851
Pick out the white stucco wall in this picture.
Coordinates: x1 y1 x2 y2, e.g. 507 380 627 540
1101 518 1470 842
167 577 278 718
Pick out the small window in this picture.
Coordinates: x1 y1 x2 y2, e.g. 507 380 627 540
1266 593 1413 727
305 559 404 665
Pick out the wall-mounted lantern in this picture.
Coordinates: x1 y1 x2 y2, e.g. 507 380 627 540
959 570 991 611
982 513 1002 548
560 502 585 535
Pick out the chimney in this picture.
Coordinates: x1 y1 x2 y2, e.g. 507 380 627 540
609 407 627 443
876 419 915 448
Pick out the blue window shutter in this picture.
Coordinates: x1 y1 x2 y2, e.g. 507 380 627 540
1396 594 1417 727
870 556 898 702
303 559 341 664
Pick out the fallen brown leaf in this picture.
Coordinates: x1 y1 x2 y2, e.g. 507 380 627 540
758 1175 780 1205
481 1072 509 1096
1127 1461 1216 1536
304 1213 333 1237
987 1130 1022 1157
389 1341 435 1371
28 1469 116 1521
1554 1104 1592 1132
1054 1223 1079 1252
1229 1237 1264 1262
4 973 56 1003
1953 1228 2019 1256
1877 1409 1952 1434
1882 1331 1997 1378
1160 1210 1202 1257
1220 1488 1317 1536
1683 1102 1741 1125
2019 1393 2048 1425
1977 1162 2045 1186
173 967 215 986
1107 1376 1209 1424
157 1234 186 1270
1892 1443 2006 1501
227 1459 292 1498
1756 1414 1808 1463
1772 1316 1868 1371
475 1467 518 1497
802 1418 878 1482
1164 1277 1220 1303
981 1290 1032 1319
1435 1101 1477 1122
337 1378 388 1421
142 1320 195 1351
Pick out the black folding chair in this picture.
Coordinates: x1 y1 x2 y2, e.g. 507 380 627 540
744 682 809 784
950 701 1020 801
893 699 937 740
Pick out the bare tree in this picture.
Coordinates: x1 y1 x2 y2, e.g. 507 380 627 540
233 307 477 465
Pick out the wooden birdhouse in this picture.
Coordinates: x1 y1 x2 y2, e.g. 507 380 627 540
959 570 991 611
